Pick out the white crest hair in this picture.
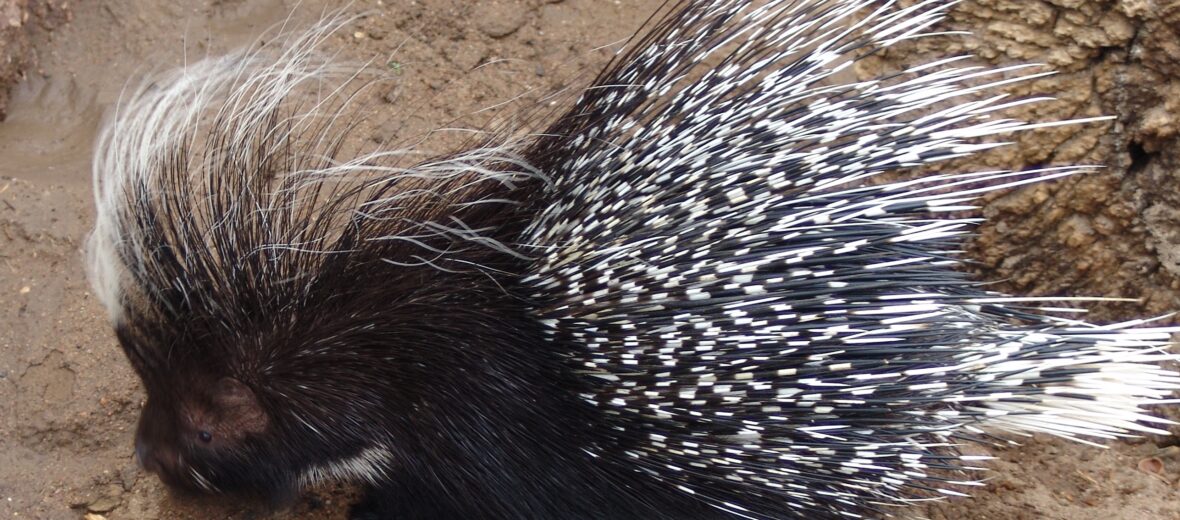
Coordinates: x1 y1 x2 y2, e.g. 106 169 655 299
85 14 542 327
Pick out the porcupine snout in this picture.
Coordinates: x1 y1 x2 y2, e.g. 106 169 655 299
134 412 184 487
135 439 172 479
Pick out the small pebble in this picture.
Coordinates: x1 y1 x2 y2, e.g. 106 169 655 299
475 3 526 38
382 87 400 104
1138 456 1165 476
87 495 120 514
1157 445 1180 461
119 462 139 491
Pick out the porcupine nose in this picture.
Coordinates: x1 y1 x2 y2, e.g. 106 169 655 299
135 437 180 481
134 404 184 482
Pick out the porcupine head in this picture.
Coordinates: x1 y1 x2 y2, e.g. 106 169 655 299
82 15 590 514
86 2 1180 519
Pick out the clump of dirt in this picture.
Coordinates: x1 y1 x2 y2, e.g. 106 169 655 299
1 1 1178 520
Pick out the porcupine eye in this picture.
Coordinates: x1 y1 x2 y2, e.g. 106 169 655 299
187 377 270 448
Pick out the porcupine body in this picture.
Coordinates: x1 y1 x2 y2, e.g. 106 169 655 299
86 1 1179 519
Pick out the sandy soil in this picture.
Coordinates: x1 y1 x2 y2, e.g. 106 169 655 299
1 1 1178 520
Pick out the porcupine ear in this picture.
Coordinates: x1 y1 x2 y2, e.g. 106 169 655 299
212 378 268 434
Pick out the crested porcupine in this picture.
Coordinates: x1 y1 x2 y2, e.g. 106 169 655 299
85 0 1180 519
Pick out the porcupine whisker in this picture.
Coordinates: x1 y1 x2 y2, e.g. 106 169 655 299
189 469 214 493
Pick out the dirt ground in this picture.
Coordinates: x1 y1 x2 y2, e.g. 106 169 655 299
1 1 1179 520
